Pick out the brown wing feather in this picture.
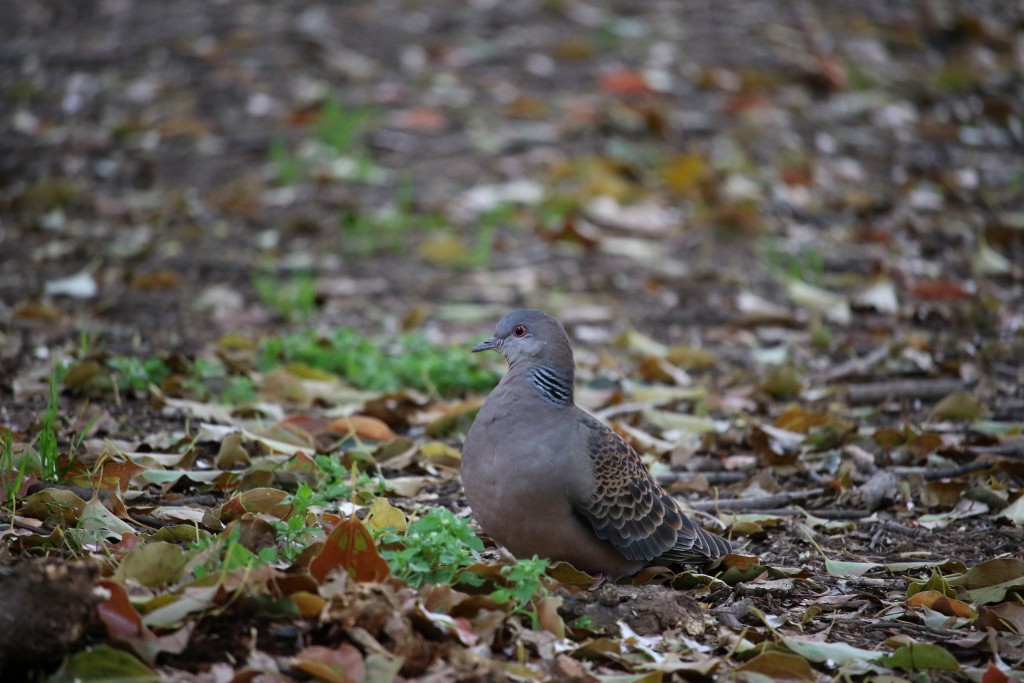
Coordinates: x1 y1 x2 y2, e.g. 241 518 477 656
573 412 731 564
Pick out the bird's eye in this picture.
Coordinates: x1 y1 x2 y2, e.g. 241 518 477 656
513 324 527 337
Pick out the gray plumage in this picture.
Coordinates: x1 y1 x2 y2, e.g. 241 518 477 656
461 309 732 578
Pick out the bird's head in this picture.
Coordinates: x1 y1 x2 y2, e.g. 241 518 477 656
472 309 574 370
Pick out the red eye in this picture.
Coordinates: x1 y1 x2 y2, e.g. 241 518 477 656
513 324 527 337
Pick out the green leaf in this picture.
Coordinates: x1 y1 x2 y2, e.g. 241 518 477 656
825 560 881 577
783 636 883 667
878 642 960 672
115 541 189 588
948 558 1024 604
50 645 159 682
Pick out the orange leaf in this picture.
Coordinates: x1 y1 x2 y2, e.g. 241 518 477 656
291 591 328 618
309 518 390 583
599 69 653 96
981 661 1011 683
907 590 974 618
325 415 396 442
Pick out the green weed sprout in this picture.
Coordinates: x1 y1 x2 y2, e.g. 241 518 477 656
380 508 484 587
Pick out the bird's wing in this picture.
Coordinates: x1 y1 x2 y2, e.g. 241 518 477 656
572 412 731 564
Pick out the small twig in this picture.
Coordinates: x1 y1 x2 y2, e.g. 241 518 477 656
816 345 890 382
689 488 825 512
971 438 1024 459
866 519 929 538
818 574 906 589
0 513 52 533
126 512 167 529
844 378 968 405
658 471 749 485
890 461 992 481
808 508 872 519
141 494 220 507
594 400 666 420
698 506 871 519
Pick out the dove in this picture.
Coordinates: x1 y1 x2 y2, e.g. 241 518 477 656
461 309 731 578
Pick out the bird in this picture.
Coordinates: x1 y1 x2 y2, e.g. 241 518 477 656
461 309 732 579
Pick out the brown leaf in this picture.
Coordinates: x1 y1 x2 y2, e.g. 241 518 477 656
737 651 815 682
96 580 161 663
13 301 63 322
977 603 1024 634
536 595 565 638
71 459 145 491
906 590 974 618
310 518 390 584
292 643 366 683
219 488 293 522
325 415 397 442
131 268 180 290
97 580 149 640
921 480 967 508
215 432 251 468
907 279 973 301
950 558 1024 590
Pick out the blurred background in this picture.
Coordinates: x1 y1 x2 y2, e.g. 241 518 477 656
1 0 1021 401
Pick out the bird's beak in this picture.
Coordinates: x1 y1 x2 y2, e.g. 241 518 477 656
472 337 498 353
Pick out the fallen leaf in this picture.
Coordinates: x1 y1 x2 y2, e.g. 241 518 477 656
737 650 815 681
292 643 366 683
906 590 974 618
309 518 390 583
879 642 960 672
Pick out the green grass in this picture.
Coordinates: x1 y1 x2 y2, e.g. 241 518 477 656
38 375 61 482
380 507 551 615
189 524 278 579
764 240 825 284
256 328 500 397
252 270 318 322
0 432 29 509
181 357 258 405
338 176 446 257
315 99 372 157
108 356 171 393
270 482 322 564
271 98 377 186
100 326 499 405
270 136 304 185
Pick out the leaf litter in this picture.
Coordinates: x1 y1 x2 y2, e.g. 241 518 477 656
2 0 1024 681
